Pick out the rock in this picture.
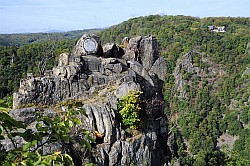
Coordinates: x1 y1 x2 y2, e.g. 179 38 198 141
11 34 169 166
102 43 119 58
109 141 122 165
9 107 37 124
115 81 141 98
122 36 142 61
58 53 69 67
149 57 167 81
121 37 129 45
73 34 103 56
139 35 159 71
53 65 80 80
100 58 123 74
129 60 154 86
167 132 177 158
82 56 102 72
83 104 118 144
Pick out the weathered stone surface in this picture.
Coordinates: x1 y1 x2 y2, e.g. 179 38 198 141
149 56 167 81
58 53 69 67
82 56 102 72
129 60 154 86
82 104 121 144
173 51 197 98
102 43 122 58
9 107 37 124
10 34 170 166
121 37 129 45
73 34 103 56
139 35 159 71
122 36 142 61
53 65 80 80
115 81 141 98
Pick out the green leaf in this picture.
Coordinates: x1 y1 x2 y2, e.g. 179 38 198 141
62 135 70 142
0 106 8 111
84 140 92 150
53 116 61 123
75 108 85 115
73 118 82 125
23 140 37 151
26 152 41 165
22 129 33 142
42 117 53 126
23 142 32 151
68 120 73 127
0 125 3 135
62 154 74 165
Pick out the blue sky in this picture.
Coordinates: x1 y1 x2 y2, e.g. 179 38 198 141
0 0 249 34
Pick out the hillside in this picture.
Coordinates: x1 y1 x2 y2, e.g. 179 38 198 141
0 29 101 46
0 15 250 165
96 15 250 165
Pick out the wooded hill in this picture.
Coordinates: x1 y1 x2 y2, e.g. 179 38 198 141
0 29 100 46
0 15 250 165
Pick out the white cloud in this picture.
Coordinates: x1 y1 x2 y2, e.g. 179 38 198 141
153 10 165 16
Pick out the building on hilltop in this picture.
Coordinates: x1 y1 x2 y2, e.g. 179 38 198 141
208 26 226 33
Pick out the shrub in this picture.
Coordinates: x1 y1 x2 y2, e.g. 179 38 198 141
117 91 142 129
0 104 94 166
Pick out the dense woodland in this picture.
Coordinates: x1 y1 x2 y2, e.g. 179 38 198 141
0 15 250 165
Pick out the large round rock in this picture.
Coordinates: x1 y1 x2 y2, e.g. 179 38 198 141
73 34 103 56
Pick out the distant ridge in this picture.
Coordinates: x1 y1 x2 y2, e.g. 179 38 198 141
0 29 101 46
43 30 65 33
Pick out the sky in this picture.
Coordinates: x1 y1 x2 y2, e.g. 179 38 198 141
0 0 249 34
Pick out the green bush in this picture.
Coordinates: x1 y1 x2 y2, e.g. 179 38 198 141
117 91 142 129
0 104 94 166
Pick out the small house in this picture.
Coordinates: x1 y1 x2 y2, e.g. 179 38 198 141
208 26 226 33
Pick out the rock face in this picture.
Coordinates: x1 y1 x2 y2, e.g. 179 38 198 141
173 50 224 98
12 34 169 165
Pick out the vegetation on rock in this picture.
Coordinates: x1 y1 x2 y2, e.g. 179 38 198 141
0 104 93 165
117 91 142 129
0 15 250 165
98 15 250 165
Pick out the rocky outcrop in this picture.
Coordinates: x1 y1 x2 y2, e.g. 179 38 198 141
103 43 124 58
11 34 168 166
173 50 224 98
73 34 103 56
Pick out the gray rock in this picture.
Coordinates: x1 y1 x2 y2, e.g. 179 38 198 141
122 36 142 61
11 34 169 166
83 104 121 145
129 60 154 86
58 53 69 67
115 81 141 98
139 35 159 71
73 34 103 56
109 141 122 165
121 37 129 45
103 43 119 58
149 57 167 81
82 56 102 72
9 107 37 124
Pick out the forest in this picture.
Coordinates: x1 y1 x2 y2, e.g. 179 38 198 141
0 15 250 165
